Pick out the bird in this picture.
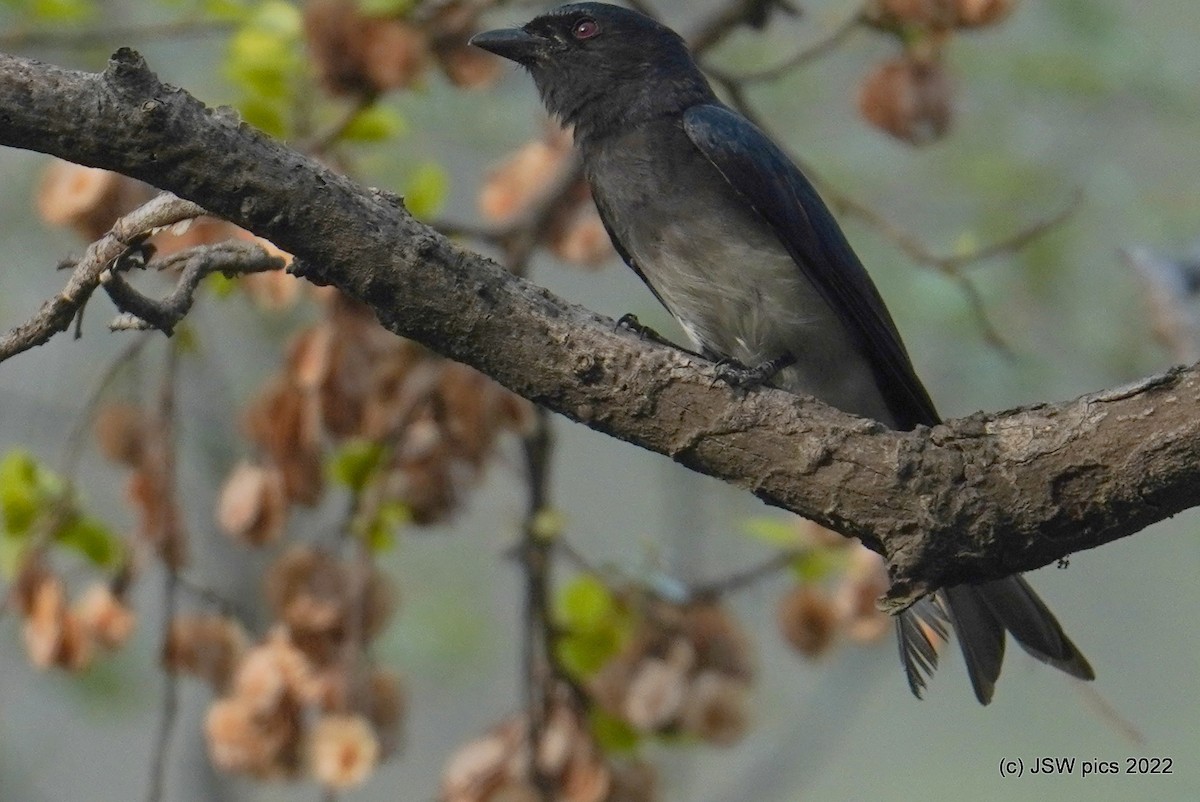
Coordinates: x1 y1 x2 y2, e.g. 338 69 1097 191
470 2 1094 704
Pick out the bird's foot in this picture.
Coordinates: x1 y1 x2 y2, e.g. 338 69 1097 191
713 351 796 391
616 313 672 347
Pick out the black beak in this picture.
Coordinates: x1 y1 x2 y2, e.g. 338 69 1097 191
469 27 543 63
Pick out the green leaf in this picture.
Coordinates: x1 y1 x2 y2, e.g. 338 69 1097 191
0 481 38 537
329 440 386 492
362 500 410 553
588 708 640 753
741 516 804 548
206 271 239 298
1 450 43 535
358 0 415 16
789 548 847 583
235 96 288 138
404 162 449 219
32 0 94 21
557 575 616 634
554 576 632 679
57 515 122 567
227 27 298 99
341 105 407 143
204 0 256 22
224 0 304 136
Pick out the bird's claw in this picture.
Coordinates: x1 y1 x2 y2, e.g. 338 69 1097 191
616 313 671 347
712 352 796 392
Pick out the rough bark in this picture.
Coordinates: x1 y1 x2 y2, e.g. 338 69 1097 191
1 50 1196 608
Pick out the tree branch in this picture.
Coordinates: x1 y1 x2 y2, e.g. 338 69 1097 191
0 192 205 361
1 50 1196 609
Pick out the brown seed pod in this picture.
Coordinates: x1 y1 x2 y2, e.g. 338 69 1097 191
75 582 136 650
867 0 958 29
858 55 953 145
549 204 615 268
678 670 751 746
309 713 381 790
304 0 430 97
681 601 756 682
21 572 68 669
92 402 150 467
621 655 689 732
205 695 303 778
777 585 839 658
478 135 573 223
36 160 151 241
954 0 1016 27
163 614 247 691
216 460 289 547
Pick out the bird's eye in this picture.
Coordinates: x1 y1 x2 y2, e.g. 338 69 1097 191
572 18 600 40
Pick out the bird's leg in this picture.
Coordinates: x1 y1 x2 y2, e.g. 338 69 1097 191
713 351 796 391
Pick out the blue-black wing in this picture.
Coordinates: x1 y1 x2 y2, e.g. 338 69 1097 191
683 103 939 430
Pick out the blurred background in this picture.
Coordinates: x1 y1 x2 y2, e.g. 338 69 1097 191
1 1 1198 800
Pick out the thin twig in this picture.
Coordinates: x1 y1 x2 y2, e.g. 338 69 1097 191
59 332 153 478
175 572 253 623
297 94 380 157
688 0 802 55
146 343 183 802
691 550 801 598
103 241 285 335
0 193 206 363
705 5 864 83
519 407 556 802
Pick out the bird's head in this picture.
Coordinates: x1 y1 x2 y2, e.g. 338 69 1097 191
470 3 713 141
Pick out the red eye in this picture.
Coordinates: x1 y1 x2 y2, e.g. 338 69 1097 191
572 18 599 39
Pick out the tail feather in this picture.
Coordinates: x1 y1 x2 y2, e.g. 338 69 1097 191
943 586 1006 704
897 576 1093 704
975 576 1095 680
895 594 950 699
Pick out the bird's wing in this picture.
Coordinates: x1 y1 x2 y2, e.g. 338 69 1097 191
683 103 939 429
